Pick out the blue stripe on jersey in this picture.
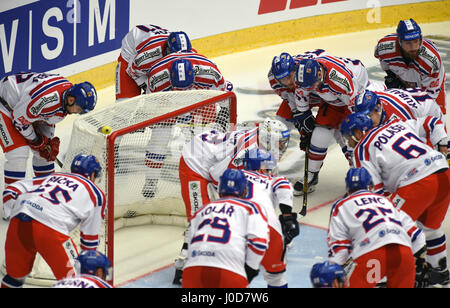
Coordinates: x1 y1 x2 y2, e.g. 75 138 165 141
411 228 422 243
233 130 257 157
225 197 260 215
320 56 354 78
273 180 290 191
58 172 104 208
138 37 167 53
356 124 386 162
31 79 67 99
5 170 26 178
379 95 413 120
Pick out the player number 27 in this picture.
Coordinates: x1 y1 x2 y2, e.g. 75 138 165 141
191 217 231 244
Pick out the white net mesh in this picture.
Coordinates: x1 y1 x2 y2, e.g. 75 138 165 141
21 90 236 286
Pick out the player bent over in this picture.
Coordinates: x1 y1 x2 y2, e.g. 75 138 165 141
241 148 299 288
1 154 106 288
328 167 426 288
340 112 450 286
173 118 290 284
53 250 113 288
182 169 269 288
0 72 97 193
374 19 446 116
115 23 194 101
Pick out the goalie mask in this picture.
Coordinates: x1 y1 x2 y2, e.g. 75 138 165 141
258 118 290 160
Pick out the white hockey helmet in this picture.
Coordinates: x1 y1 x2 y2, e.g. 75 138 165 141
258 118 290 159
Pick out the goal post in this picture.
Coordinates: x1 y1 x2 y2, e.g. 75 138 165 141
62 90 237 285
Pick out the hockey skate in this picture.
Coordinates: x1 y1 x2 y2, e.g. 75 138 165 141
141 178 158 198
293 172 319 196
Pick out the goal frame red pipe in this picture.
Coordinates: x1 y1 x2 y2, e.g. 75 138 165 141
104 91 237 286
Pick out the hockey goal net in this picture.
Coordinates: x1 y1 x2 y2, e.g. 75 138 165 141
23 90 237 286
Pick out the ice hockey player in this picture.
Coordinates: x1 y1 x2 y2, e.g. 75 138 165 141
374 19 446 116
0 72 97 188
242 148 298 288
115 24 193 101
1 154 105 288
137 52 233 199
353 89 447 157
172 118 290 285
182 168 269 288
52 250 113 288
291 53 379 196
328 167 427 288
340 113 450 286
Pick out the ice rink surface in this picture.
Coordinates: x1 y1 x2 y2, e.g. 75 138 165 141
0 21 449 288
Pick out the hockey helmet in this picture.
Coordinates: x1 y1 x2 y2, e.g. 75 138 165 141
170 58 195 89
218 168 248 197
75 250 112 281
345 167 373 193
340 112 374 139
271 53 295 80
310 261 346 288
258 118 290 159
354 90 380 114
65 82 97 114
71 153 102 180
243 148 278 172
167 31 192 53
296 59 320 88
397 19 422 41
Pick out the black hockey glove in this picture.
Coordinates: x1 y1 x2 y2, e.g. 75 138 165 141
414 246 431 288
292 109 315 135
384 70 405 89
279 212 300 245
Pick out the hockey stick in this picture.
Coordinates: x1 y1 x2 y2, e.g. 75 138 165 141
55 157 63 168
299 143 309 217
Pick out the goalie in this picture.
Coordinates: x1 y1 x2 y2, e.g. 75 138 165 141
172 118 290 284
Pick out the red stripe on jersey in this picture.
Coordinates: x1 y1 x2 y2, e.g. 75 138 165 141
135 34 169 52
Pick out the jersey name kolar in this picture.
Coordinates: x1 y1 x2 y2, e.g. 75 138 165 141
200 203 235 218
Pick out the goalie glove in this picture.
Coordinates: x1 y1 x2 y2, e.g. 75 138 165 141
279 212 300 245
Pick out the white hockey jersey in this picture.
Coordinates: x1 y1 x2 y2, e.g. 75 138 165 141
0 72 72 142
353 118 448 193
375 35 446 100
182 128 259 182
120 24 170 64
52 274 112 288
184 197 269 277
242 170 293 235
328 190 425 265
372 88 443 123
3 173 107 250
